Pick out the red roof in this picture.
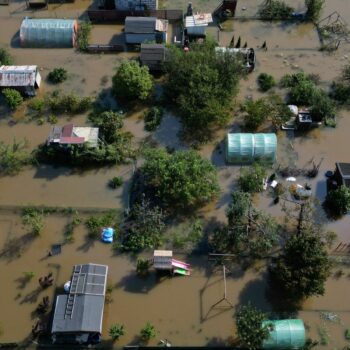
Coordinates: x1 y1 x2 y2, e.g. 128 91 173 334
59 137 85 144
61 124 74 137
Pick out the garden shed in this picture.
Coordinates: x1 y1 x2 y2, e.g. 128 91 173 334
226 133 277 164
20 18 78 48
153 250 172 270
0 65 41 96
333 162 350 188
262 319 306 349
51 263 108 345
140 43 166 70
115 0 157 10
185 13 213 36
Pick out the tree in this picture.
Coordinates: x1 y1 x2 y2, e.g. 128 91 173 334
257 73 276 92
238 163 266 193
325 185 350 216
258 0 294 20
109 324 125 341
243 99 270 131
310 91 335 121
144 106 163 131
48 67 68 84
288 79 317 105
0 47 13 65
164 40 244 140
112 60 154 102
269 230 331 302
122 198 165 251
141 148 219 210
211 192 280 259
76 21 92 51
305 0 325 22
235 303 270 350
140 322 156 341
88 110 124 143
2 88 23 110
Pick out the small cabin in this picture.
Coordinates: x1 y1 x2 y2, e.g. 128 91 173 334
140 43 167 70
47 124 99 148
0 65 41 96
51 264 108 345
153 250 173 270
124 17 168 44
185 13 213 36
333 162 350 189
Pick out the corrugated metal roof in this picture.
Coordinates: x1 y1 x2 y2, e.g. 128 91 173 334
61 124 74 137
52 264 108 334
125 16 157 33
185 13 212 28
59 137 85 144
0 65 38 87
141 44 166 61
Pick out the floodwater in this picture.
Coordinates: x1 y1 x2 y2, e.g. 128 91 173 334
1 0 350 347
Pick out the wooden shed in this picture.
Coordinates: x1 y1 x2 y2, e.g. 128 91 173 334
333 162 350 188
140 43 166 70
153 250 172 270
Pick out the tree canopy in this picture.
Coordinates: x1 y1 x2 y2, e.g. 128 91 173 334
112 60 154 102
325 185 350 217
0 47 13 65
164 40 244 140
141 148 219 210
238 163 267 193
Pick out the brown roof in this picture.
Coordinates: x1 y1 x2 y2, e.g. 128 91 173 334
336 162 350 178
61 124 74 137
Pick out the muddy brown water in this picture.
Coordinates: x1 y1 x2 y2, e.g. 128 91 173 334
1 0 350 347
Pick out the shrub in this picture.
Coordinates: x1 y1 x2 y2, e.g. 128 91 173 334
21 208 44 236
28 98 45 113
136 258 151 276
310 91 335 121
257 73 276 92
141 148 219 210
0 47 13 65
144 106 163 131
243 98 270 131
305 0 325 22
48 68 68 84
235 303 270 349
325 185 350 216
47 91 93 114
109 324 125 341
85 211 119 239
109 176 123 189
23 271 35 280
238 163 266 193
258 0 294 20
288 79 317 105
47 114 58 124
76 21 92 51
2 88 23 110
112 60 154 102
140 322 156 341
280 72 316 88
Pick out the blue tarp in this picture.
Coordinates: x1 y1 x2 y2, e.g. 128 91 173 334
101 227 114 243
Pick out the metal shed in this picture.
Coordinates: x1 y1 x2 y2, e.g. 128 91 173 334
333 162 350 188
226 133 277 164
185 13 213 36
124 17 168 44
262 319 306 349
153 250 173 270
140 43 166 70
0 65 41 96
51 263 108 345
20 17 78 48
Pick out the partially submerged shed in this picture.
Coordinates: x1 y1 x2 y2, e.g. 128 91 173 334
20 17 78 48
226 133 277 164
153 250 172 270
262 319 305 349
333 162 350 188
125 17 168 44
51 263 108 345
0 65 41 96
185 13 213 36
140 43 166 70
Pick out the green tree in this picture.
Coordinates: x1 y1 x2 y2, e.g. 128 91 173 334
238 163 266 193
112 60 154 102
235 303 270 349
310 91 335 121
109 324 125 341
140 322 156 341
243 98 270 131
269 230 331 302
325 185 350 216
144 106 163 131
258 0 294 20
257 73 276 92
289 79 317 105
305 0 325 22
48 67 68 84
76 21 92 51
265 94 294 129
141 148 219 210
0 47 14 65
2 88 23 110
122 198 165 251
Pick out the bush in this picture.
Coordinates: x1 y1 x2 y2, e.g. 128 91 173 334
141 148 219 210
310 91 335 121
109 176 123 189
0 47 13 65
2 88 23 110
140 322 156 341
76 21 92 51
109 324 125 341
21 208 44 236
289 79 317 105
235 303 270 349
28 98 45 113
238 163 266 193
243 98 270 131
48 68 68 84
112 60 154 102
47 91 93 114
280 72 317 88
325 185 350 216
257 73 275 92
305 0 325 22
258 0 294 20
85 210 119 239
136 258 151 277
144 107 163 131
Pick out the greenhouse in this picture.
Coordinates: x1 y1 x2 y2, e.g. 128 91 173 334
20 18 78 48
226 133 277 164
262 319 306 349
